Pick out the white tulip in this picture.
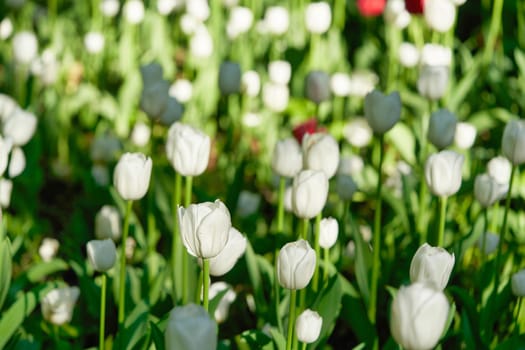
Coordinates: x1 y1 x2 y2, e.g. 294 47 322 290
477 232 499 255
84 32 105 54
343 117 373 148
330 72 351 97
0 94 19 121
390 283 450 350
337 155 364 176
0 179 12 208
41 286 80 326
511 269 525 297
166 122 210 176
424 0 456 33
208 227 247 276
348 71 378 97
226 6 253 38
8 146 25 178
31 49 59 86
165 304 217 350
319 217 338 249
178 200 232 259
474 173 507 207
38 238 59 262
180 14 201 35
502 119 525 165
190 27 214 58
186 0 210 22
420 44 452 67
87 239 117 272
95 205 122 241
302 132 340 179
292 170 329 219
487 156 511 186
113 152 152 200
364 89 402 134
3 108 37 146
0 137 12 177
264 6 289 35
208 282 236 323
277 239 316 290
428 109 457 150
100 0 120 17
384 0 411 29
418 65 450 100
268 60 291 85
295 309 323 344
262 82 289 112
398 42 419 68
242 112 261 128
0 18 13 40
130 122 151 147
410 243 455 290
157 0 182 15
305 2 332 34
454 122 477 150
123 0 145 24
12 31 38 64
170 79 193 103
241 70 260 97
425 150 464 197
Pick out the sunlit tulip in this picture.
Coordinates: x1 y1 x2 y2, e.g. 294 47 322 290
277 239 316 290
180 14 201 35
292 170 329 219
39 238 59 262
424 0 456 33
0 18 13 40
170 79 193 103
330 73 351 97
425 150 464 197
302 132 340 179
262 82 289 112
487 156 511 186
130 122 151 147
364 89 401 134
268 60 291 85
336 174 358 201
178 200 232 259
100 0 119 17
95 205 122 241
295 309 323 343
242 112 261 128
165 304 217 350
398 42 419 68
84 32 105 54
0 178 12 208
113 152 152 201
8 146 25 178
209 282 236 323
219 61 241 95
241 70 260 97
502 119 525 165
166 122 210 176
264 6 289 35
190 27 214 58
272 138 303 178
0 137 12 177
410 243 455 291
226 6 253 38
208 227 247 276
305 2 332 34
477 232 499 255
343 118 373 148
390 283 449 350
348 71 379 97
186 0 210 22
41 286 80 326
87 239 117 272
123 0 145 24
454 122 477 150
3 108 37 146
474 173 507 207
428 109 457 150
12 31 38 64
511 269 525 297
305 71 331 104
319 217 338 249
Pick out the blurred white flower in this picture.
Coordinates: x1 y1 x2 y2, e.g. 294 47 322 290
262 82 289 112
319 217 338 249
420 44 452 66
241 70 260 97
186 0 210 22
222 0 239 7
305 71 331 104
398 42 419 68
343 117 373 148
3 108 37 146
95 205 122 241
424 0 456 33
330 72 351 97
180 14 202 35
41 286 80 326
454 122 476 150
242 112 262 128
87 239 117 272
84 31 105 54
502 119 525 165
131 122 151 147
264 6 289 35
487 156 511 186
227 6 253 39
0 18 13 40
12 31 38 65
190 27 214 58
268 60 291 85
100 0 120 17
283 186 293 212
208 282 237 323
305 2 332 34
157 0 183 15
39 238 60 262
477 232 499 255
384 0 411 29
338 155 364 176
165 304 218 350
31 49 59 86
123 0 145 24
0 94 18 121
170 79 193 103
272 138 303 178
474 173 507 207
0 137 12 177
348 71 378 97
8 146 25 178
302 132 340 179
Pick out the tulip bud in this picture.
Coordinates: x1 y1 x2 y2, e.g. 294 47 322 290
343 117 373 148
95 205 122 241
170 79 193 103
0 179 12 208
264 6 290 35
410 243 455 290
86 239 117 272
454 122 477 150
336 174 358 201
226 6 253 39
502 119 525 165
364 89 401 134
113 152 152 201
425 150 464 197
39 238 59 262
166 122 211 176
330 73 351 97
3 108 37 146
271 141 302 178
511 269 525 297
398 42 419 68
219 61 242 95
84 32 105 54
268 60 292 85
8 146 26 178
424 0 456 33
487 156 511 185
427 109 457 150
241 70 260 97
165 304 218 350
178 200 232 259
0 137 12 177
190 27 214 58
262 82 289 112
41 286 80 325
101 0 119 18
305 71 331 105
292 170 329 219
209 282 236 323
130 122 151 147
157 0 179 15
390 283 449 350
474 173 508 207
208 227 247 276
12 31 38 65
305 2 332 34
319 217 338 249
123 0 145 24
277 239 316 290
302 132 340 179
295 309 323 344
477 232 499 255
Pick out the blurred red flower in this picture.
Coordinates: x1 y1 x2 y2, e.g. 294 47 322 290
293 119 318 143
357 0 386 17
405 0 424 14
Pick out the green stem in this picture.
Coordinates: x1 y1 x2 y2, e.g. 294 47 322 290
483 0 504 66
437 196 448 247
277 177 286 233
418 101 432 243
286 290 297 350
300 342 307 350
182 176 193 304
300 218 309 240
202 259 210 312
368 134 384 325
275 177 286 332
118 200 133 326
312 213 322 292
514 297 523 334
99 273 107 350
480 208 488 265
147 173 156 255
172 172 182 304
493 165 516 298
323 247 329 283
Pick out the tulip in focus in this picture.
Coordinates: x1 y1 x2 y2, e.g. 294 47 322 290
319 217 338 249
166 122 211 176
41 286 80 326
390 283 449 350
427 109 457 150
165 304 217 350
364 89 402 134
425 150 464 197
295 309 323 344
272 138 303 178
208 227 247 276
277 239 316 290
292 170 329 219
95 205 122 241
305 2 332 34
38 238 60 262
502 119 525 165
410 243 455 291
511 269 525 297
113 152 152 201
302 132 340 179
87 239 117 272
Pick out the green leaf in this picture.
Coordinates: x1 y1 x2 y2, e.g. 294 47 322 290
244 241 267 315
236 330 275 350
114 301 150 350
150 321 166 350
387 122 416 164
208 288 230 320
348 214 371 305
269 327 286 350
0 238 12 310
26 259 69 283
311 274 343 348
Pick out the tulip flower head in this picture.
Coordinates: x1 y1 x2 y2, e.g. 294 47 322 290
277 239 316 290
165 304 218 350
305 71 331 105
262 82 289 112
39 238 59 262
398 42 420 68
113 152 152 201
305 2 332 34
424 0 456 33
166 122 211 176
424 150 464 197
409 243 455 291
263 6 290 35
319 217 339 249
502 119 525 165
364 89 402 134
272 138 303 178
86 239 117 272
330 72 352 97
41 286 80 326
474 173 508 208
487 156 512 186
454 122 477 150
427 109 457 150
302 132 340 179
12 31 38 65
268 60 292 85
292 169 329 219
295 309 323 344
95 205 122 241
207 227 247 276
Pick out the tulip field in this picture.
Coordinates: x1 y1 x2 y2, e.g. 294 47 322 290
1 0 525 349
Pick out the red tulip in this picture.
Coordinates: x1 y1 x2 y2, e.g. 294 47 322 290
405 0 424 14
356 0 386 17
293 119 318 143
